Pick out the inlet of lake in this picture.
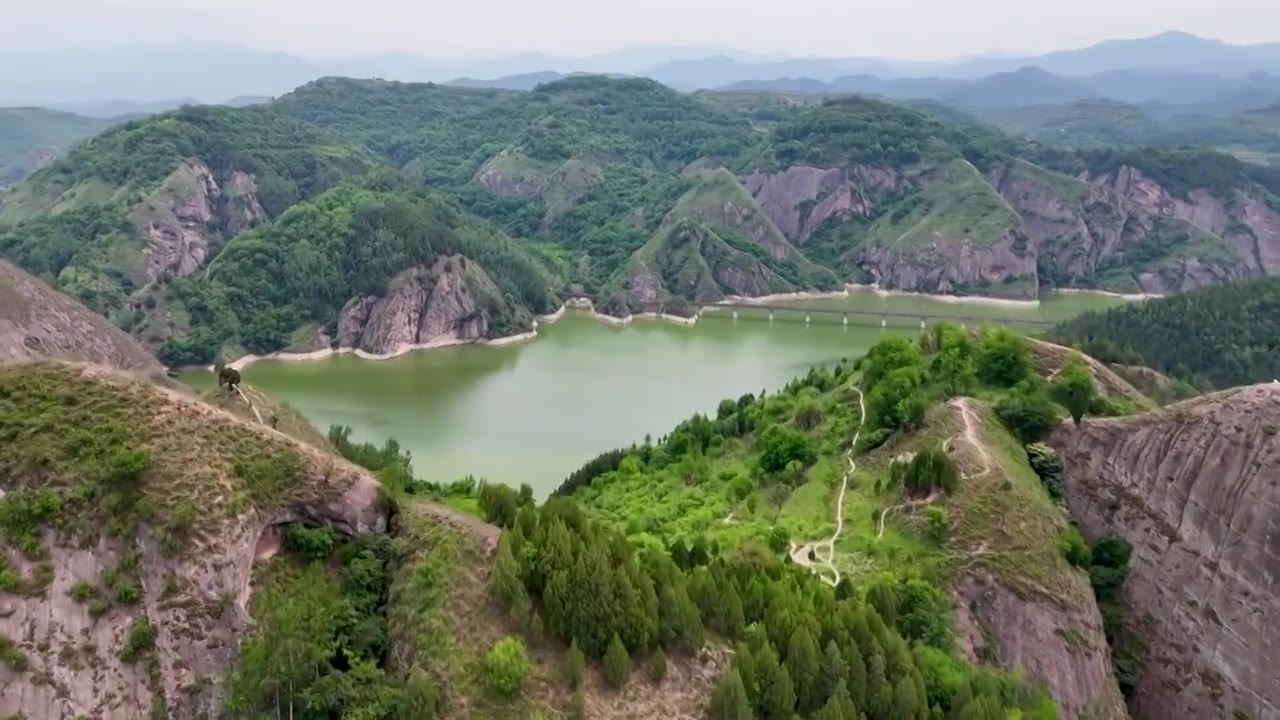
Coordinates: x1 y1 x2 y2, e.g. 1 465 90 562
180 289 1126 496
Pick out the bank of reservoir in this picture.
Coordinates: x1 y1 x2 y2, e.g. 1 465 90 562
181 289 1124 495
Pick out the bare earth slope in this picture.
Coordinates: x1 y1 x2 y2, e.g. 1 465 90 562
0 259 161 372
1050 385 1280 720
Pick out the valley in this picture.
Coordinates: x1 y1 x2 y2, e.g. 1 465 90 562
179 290 1120 495
3 27 1280 720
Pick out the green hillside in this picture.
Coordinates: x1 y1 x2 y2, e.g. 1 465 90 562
1049 275 1280 388
2 75 1279 363
0 107 115 186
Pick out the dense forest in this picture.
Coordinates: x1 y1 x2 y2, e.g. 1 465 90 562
1048 275 1280 388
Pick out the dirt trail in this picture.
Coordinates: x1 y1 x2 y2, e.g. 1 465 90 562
234 385 265 425
875 398 991 541
789 387 864 587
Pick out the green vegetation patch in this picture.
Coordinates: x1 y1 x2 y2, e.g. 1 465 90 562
0 362 351 558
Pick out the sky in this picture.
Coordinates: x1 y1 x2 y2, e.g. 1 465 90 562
1 0 1276 60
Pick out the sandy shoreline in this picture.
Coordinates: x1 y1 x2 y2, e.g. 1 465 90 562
212 285 1141 371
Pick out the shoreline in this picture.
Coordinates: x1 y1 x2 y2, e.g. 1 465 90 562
1054 287 1163 301
845 283 1042 308
209 285 1141 371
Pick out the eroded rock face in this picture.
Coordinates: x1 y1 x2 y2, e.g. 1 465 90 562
0 260 162 372
337 257 487 355
952 574 1129 720
0 459 388 720
858 229 1039 299
133 162 268 281
1087 165 1280 278
1049 386 1280 720
742 164 894 243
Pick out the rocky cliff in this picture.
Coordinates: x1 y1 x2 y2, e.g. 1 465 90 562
741 164 898 242
0 363 390 720
337 255 529 354
0 259 162 372
1050 386 1280 720
130 161 267 281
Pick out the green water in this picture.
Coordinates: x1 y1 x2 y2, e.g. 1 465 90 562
180 289 1123 496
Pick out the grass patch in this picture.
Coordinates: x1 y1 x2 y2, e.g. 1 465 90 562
0 362 354 556
0 634 28 671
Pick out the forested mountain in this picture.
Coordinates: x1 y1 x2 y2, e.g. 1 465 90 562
4 74 1280 364
1049 275 1280 388
0 107 116 187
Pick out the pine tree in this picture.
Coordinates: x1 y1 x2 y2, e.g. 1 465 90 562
603 633 632 689
815 679 859 720
491 532 525 610
529 612 546 646
568 688 586 720
563 638 585 690
650 646 668 682
893 675 924 720
673 582 705 652
785 625 822 713
732 641 759 706
819 639 848 708
709 668 753 720
762 657 797 720
866 649 892 720
722 584 746 639
846 640 868 710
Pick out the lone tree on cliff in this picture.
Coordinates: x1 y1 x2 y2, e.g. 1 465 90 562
1051 354 1098 425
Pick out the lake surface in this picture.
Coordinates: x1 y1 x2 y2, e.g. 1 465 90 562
181 289 1124 496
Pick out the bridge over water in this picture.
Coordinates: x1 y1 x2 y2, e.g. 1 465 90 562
692 301 1057 328
557 294 1056 329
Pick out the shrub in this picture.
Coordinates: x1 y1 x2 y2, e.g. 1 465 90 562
483 636 532 696
603 632 632 689
120 618 156 662
1059 526 1091 568
478 482 520 527
283 524 337 561
867 366 926 432
925 506 948 544
768 526 790 554
976 328 1034 387
995 378 1061 443
862 337 924 388
69 580 97 603
758 425 815 475
1026 443 1064 500
902 445 959 495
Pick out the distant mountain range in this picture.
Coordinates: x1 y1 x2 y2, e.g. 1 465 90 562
718 67 1280 113
4 32 1280 107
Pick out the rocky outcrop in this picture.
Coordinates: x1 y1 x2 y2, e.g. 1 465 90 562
476 152 602 228
337 256 489 355
0 259 162 372
1049 386 1280 720
1086 165 1280 278
952 574 1129 720
131 162 267 280
607 220 799 315
858 228 1039 299
742 164 898 243
0 365 390 720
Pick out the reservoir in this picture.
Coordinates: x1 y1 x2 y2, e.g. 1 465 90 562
181 289 1124 495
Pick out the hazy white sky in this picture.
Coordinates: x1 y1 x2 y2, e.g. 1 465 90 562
1 0 1276 60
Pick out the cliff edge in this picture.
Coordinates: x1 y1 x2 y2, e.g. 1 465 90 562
1050 385 1280 720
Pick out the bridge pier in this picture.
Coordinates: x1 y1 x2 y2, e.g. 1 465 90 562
805 313 811 325
768 310 774 323
732 309 738 320
920 318 927 329
881 317 887 328
842 313 848 326
960 321 966 330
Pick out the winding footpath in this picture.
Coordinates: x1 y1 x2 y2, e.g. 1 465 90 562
789 387 864 587
874 398 992 541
